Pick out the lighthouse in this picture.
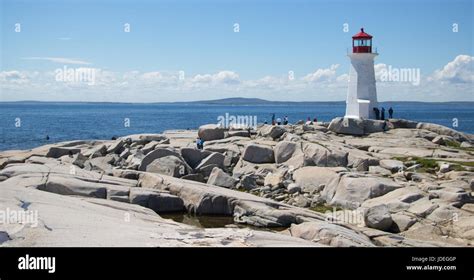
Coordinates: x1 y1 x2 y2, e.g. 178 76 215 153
345 28 378 119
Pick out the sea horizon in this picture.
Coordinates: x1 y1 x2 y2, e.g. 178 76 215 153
1 97 474 105
1 100 473 151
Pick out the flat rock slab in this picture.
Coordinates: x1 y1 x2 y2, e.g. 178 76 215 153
0 177 319 247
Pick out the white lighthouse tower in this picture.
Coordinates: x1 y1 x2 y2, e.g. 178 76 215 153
345 28 378 119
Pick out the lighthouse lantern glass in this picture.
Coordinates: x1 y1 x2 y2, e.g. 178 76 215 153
353 39 372 53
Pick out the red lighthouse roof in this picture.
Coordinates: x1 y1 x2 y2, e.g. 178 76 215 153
352 28 372 39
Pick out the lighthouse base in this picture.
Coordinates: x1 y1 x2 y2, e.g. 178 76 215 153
345 99 371 119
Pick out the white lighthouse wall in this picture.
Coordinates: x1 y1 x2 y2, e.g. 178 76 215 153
345 53 378 119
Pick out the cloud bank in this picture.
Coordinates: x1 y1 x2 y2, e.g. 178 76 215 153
1 55 472 102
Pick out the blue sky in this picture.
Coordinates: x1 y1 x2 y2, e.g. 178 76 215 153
1 0 473 102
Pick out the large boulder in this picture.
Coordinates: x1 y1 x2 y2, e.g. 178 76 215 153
207 167 237 188
391 213 417 232
195 164 219 178
180 148 212 169
379 159 405 173
138 148 181 171
388 119 418 129
361 186 424 212
274 141 298 164
195 152 225 170
328 117 391 135
302 143 348 167
0 163 137 200
429 187 473 206
321 174 402 209
46 147 81 158
198 124 226 141
242 144 275 164
145 155 190 178
416 122 470 142
363 119 390 134
347 149 379 171
85 154 117 174
60 153 88 168
106 140 124 154
407 198 439 218
328 117 364 136
141 141 161 155
83 144 107 158
38 175 108 198
293 166 339 193
129 188 185 213
259 125 286 140
204 143 240 155
227 130 250 138
289 221 375 247
364 204 393 231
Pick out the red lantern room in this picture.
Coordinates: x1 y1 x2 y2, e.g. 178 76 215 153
352 28 373 53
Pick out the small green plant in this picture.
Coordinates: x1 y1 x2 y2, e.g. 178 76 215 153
393 156 473 173
450 164 467 172
443 140 474 152
444 140 461 148
444 160 474 167
414 157 438 169
393 156 437 173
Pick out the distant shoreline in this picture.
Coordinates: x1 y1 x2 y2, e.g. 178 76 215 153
1 97 473 105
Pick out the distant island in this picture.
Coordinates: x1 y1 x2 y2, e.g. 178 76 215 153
1 97 473 105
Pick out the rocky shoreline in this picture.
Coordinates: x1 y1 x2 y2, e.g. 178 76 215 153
1 117 473 247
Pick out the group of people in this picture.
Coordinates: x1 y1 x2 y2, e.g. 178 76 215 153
373 107 394 120
265 114 289 125
264 115 318 125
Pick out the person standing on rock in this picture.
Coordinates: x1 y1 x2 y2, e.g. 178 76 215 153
271 113 276 125
196 137 203 150
388 107 394 119
381 107 385 120
373 107 380 120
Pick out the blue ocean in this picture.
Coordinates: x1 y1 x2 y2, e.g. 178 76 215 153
0 101 473 151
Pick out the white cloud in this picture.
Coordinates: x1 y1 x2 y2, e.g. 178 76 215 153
431 55 474 83
0 71 29 84
336 74 349 83
22 57 91 65
141 71 164 80
191 71 240 85
302 64 339 82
